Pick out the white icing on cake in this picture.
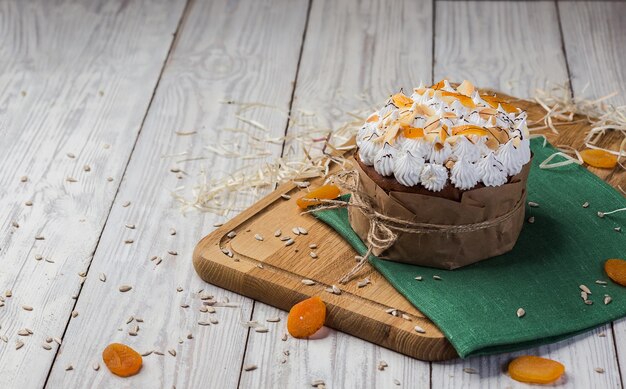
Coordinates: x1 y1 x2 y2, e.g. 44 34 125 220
374 142 397 176
450 160 480 190
394 151 424 187
420 163 448 192
478 152 508 187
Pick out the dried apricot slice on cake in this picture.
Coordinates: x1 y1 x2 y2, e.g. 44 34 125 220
508 356 565 384
287 296 326 338
580 149 618 169
605 259 626 286
102 343 143 377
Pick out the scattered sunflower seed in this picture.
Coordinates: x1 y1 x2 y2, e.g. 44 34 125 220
168 349 177 357
42 343 52 350
311 379 325 387
46 337 52 343
585 300 594 305
92 362 100 371
20 176 28 182
124 239 134 244
11 221 19 228
274 229 281 237
309 252 318 259
244 364 257 371
266 317 281 323
292 227 301 235
180 304 189 308
254 234 264 241
463 367 478 374
53 337 62 345
281 333 288 341
393 378 401 386
119 285 132 292
22 305 33 311
66 152 75 159
414 325 426 334
414 276 422 281
309 243 317 249
5 290 12 297
24 200 33 206
604 295 612 305
517 308 525 318
254 326 269 333
213 222 223 227
280 236 291 241
226 231 237 239
35 235 45 240
582 202 589 208
580 285 592 295
596 280 608 285
187 333 193 339
598 212 605 218
176 287 183 292
599 332 606 337
125 223 135 229
615 227 622 233
122 201 131 207
595 367 605 374
169 228 176 236
15 340 24 350
433 275 442 281
71 310 78 318
126 316 134 324
65 364 73 371
284 239 295 247
325 285 341 295
357 278 371 288
280 194 291 200
107 177 113 182
298 227 308 235
527 216 535 224
83 165 91 172
528 201 539 208
99 273 106 282
17 329 30 336
377 360 388 371
301 279 316 286
168 250 178 256
581 291 589 301
66 177 77 183
198 321 210 326
45 258 55 263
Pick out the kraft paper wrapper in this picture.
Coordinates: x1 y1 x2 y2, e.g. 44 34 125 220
348 158 531 269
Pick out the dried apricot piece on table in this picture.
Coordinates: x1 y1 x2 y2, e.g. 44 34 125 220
296 184 341 209
508 356 565 384
580 149 618 169
102 343 143 377
605 259 626 286
287 296 326 338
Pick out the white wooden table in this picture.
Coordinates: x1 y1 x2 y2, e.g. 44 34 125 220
0 1 624 388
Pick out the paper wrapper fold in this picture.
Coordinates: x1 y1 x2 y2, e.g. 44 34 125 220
348 159 531 269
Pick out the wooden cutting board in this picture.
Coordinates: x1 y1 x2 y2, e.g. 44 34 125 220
193 92 624 362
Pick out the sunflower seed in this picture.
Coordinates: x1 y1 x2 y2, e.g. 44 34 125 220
292 227 301 236
45 258 55 263
176 286 183 292
325 285 341 295
517 308 525 318
135 317 143 323
580 285 592 294
187 332 193 339
301 279 316 286
595 367 605 374
35 235 45 240
254 234 264 241
170 167 181 173
11 221 19 228
581 291 588 301
24 200 33 206
582 202 589 208
66 177 77 183
414 276 423 281
119 285 132 292
180 304 189 308
433 275 442 281
254 326 269 333
281 194 291 200
463 367 478 374
528 201 539 208
213 222 223 227
126 316 134 324
414 325 426 333
266 317 281 323
604 295 612 305
99 273 106 282
226 231 237 239
393 378 401 385
92 362 100 371
107 177 113 182
198 320 210 326
527 216 535 224
22 305 33 311
71 310 78 318
65 364 73 371
357 278 371 288
585 300 594 305
596 280 607 285
125 223 135 229
284 239 294 247
169 228 176 236
66 152 75 159
168 349 176 357
1 335 7 343
206 306 216 314
155 257 163 265
273 229 281 237
309 252 318 259
20 176 28 182
377 360 388 371
45 337 52 343
83 165 91 172
42 343 52 350
15 340 24 350
280 236 291 241
122 201 131 207
598 212 605 218
309 243 317 249
298 227 308 235
26 328 33 334
221 248 233 257
244 364 257 371
17 329 30 336
281 333 288 341
311 380 325 387
124 239 134 244
257 263 264 269
53 337 62 345
615 227 622 233
168 250 178 256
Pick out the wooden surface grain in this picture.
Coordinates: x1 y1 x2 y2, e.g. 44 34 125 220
43 0 309 388
0 0 186 387
0 0 624 388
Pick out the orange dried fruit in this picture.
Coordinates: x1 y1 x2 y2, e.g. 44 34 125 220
440 91 476 108
287 296 326 338
431 79 447 90
480 94 518 113
366 114 379 123
296 184 341 209
580 149 618 169
391 93 413 108
102 343 142 377
508 356 565 384
403 126 424 139
605 259 626 286
451 125 489 137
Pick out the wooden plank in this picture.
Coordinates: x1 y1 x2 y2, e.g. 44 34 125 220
240 0 434 387
44 0 309 387
558 0 626 189
0 1 186 388
193 171 456 361
431 1 622 388
559 2 626 386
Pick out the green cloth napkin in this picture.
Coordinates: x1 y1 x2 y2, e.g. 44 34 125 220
313 138 625 358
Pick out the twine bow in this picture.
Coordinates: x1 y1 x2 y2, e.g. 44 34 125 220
304 170 525 284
